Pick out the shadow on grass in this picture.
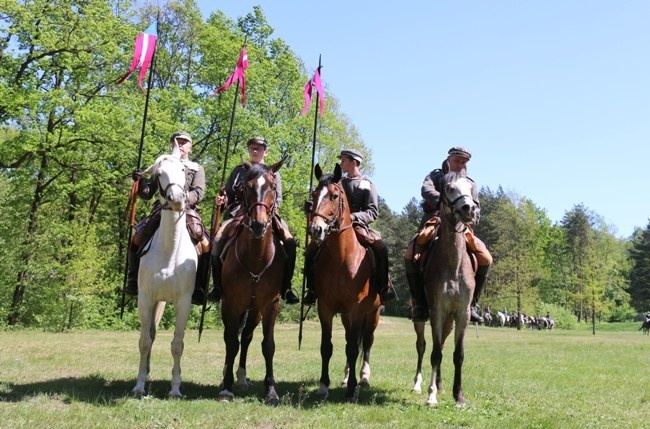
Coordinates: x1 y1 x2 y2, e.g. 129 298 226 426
0 375 393 408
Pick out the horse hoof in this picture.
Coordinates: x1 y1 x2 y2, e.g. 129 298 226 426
218 389 234 402
359 378 370 388
412 387 422 394
169 391 183 400
132 390 144 399
344 393 358 404
316 385 329 399
266 395 280 407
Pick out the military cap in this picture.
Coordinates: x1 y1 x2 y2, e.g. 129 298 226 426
247 136 268 148
338 148 363 164
447 146 471 160
170 131 192 145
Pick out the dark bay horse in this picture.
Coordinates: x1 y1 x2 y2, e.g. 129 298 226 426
308 163 380 402
413 169 478 406
216 159 286 406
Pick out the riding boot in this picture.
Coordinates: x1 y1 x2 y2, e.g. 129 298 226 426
192 253 210 305
405 258 428 322
375 247 396 304
302 252 317 305
280 239 299 304
125 247 140 296
208 253 223 302
470 264 490 323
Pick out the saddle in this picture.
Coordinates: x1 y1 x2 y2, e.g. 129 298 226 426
415 219 478 274
134 209 210 257
218 215 288 262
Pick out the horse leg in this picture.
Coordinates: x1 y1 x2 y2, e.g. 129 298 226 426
342 315 362 402
317 313 334 399
235 310 259 390
342 361 350 388
219 309 241 402
359 310 379 388
260 307 280 407
426 318 444 407
169 297 192 399
452 316 468 405
412 321 426 394
133 300 155 398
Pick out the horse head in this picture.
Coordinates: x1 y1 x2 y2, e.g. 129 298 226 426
440 170 477 225
240 157 285 239
143 153 187 212
308 163 348 243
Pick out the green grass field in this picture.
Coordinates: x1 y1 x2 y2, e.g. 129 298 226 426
1 317 649 428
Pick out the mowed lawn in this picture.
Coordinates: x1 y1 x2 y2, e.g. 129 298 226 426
1 316 649 429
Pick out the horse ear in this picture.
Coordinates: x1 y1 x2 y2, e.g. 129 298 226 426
270 155 288 173
314 163 323 180
243 160 252 169
142 161 156 176
333 163 342 182
171 138 181 159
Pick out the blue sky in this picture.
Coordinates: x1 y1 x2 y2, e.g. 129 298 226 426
198 1 650 238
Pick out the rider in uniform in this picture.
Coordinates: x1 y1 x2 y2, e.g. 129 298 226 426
404 146 493 323
303 148 396 305
126 131 210 304
208 136 299 304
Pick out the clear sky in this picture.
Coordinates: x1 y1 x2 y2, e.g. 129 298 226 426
197 0 650 238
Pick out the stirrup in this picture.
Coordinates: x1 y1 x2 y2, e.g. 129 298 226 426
207 287 222 303
283 289 300 304
124 280 138 296
302 290 317 306
380 287 396 304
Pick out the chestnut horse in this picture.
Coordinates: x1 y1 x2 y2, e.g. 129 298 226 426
132 142 197 398
308 163 380 402
216 160 286 406
412 169 477 406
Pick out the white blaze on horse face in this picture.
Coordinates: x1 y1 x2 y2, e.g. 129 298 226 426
447 177 476 223
309 186 329 242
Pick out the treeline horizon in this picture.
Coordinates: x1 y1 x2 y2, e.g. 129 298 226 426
1 0 649 331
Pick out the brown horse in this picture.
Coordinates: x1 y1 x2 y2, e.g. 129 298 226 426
308 163 380 402
413 169 478 407
216 159 286 406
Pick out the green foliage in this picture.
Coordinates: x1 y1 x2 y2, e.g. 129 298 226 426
0 0 644 329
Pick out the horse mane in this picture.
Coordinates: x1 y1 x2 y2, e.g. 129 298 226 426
245 162 270 181
443 168 467 183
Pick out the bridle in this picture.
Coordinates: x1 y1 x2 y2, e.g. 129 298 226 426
240 171 277 236
235 170 278 284
157 177 188 212
310 182 353 238
440 175 477 233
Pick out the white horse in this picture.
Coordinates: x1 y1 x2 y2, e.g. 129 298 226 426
132 142 197 399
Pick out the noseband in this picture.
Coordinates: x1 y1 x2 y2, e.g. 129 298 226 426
311 182 352 237
157 178 188 211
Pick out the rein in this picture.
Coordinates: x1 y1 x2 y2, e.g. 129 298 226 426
234 170 277 283
234 234 276 283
